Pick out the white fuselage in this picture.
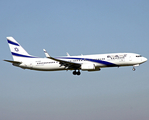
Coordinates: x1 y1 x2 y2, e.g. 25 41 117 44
15 53 147 71
5 37 147 75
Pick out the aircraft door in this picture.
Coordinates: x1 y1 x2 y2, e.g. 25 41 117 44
129 56 132 61
30 62 33 68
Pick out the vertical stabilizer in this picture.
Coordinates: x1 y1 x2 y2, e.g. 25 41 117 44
6 37 36 61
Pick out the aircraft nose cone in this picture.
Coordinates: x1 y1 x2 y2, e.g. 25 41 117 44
143 57 147 62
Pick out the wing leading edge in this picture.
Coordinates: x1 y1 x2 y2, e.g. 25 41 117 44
43 49 81 69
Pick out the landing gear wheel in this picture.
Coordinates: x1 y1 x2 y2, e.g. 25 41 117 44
132 67 136 71
72 70 81 75
77 71 81 75
73 71 77 75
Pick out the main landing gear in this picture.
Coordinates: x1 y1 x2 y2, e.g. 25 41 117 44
73 70 81 75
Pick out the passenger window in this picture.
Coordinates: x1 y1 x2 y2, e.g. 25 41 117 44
136 55 142 57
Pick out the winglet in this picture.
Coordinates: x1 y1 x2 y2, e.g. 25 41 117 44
43 49 51 58
66 52 70 56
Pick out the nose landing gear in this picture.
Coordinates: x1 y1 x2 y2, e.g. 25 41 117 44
73 70 81 75
132 64 140 71
132 67 136 71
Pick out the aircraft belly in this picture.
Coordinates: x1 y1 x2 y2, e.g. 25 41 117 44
116 61 140 66
31 64 65 71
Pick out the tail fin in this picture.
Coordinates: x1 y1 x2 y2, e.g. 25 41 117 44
6 37 36 61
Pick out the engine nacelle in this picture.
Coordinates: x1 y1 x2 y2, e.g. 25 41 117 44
81 64 95 71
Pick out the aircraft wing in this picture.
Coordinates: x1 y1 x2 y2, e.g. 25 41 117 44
4 60 22 64
43 49 81 69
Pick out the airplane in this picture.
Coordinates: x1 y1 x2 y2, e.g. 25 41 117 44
4 37 147 75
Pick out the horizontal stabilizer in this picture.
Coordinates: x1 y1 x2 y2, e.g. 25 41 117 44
3 60 22 64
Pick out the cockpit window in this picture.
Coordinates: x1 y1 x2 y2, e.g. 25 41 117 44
136 55 142 57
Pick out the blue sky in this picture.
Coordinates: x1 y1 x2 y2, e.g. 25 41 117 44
1 0 149 120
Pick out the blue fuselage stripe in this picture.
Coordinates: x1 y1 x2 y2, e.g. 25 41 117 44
7 40 19 46
12 52 37 58
56 57 117 66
